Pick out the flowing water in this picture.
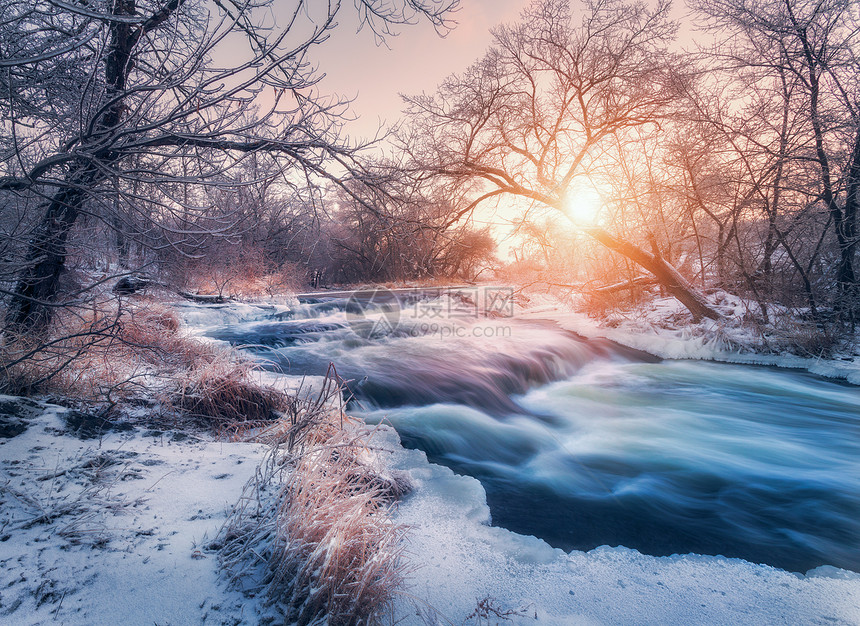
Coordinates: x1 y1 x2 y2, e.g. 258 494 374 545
195 292 860 574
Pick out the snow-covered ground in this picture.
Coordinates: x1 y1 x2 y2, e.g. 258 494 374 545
0 396 279 625
2 393 858 625
2 289 859 625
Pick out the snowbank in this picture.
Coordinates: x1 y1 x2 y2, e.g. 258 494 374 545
518 292 860 385
2 393 858 625
0 396 277 625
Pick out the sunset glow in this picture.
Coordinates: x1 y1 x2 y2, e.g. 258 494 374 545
2 0 858 620
563 185 603 225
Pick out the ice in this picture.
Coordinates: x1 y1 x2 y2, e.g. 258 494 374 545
367 425 860 625
522 297 860 386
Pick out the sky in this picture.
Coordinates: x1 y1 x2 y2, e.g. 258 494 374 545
307 0 529 143
296 0 532 255
306 0 697 143
285 0 699 256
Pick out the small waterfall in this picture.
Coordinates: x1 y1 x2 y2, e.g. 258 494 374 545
196 293 860 573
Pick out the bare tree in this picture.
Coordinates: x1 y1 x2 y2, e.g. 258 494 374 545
326 158 496 283
402 0 722 320
0 0 458 336
692 0 860 321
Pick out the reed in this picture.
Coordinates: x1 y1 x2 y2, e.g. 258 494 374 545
217 369 410 625
171 353 285 427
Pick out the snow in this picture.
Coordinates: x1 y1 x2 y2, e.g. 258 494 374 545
0 396 278 625
517 292 860 385
2 290 859 624
3 395 857 625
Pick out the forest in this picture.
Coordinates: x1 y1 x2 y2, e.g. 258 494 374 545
1 0 858 361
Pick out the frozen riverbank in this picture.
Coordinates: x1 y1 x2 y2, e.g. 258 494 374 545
518 291 860 385
2 395 858 625
3 289 859 624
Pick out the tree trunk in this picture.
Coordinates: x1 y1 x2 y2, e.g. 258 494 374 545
584 226 723 321
4 179 90 335
113 212 131 269
5 0 137 337
590 275 657 294
838 126 860 323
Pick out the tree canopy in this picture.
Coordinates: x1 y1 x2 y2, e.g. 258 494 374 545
0 0 458 333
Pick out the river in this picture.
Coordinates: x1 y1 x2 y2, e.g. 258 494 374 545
185 288 860 574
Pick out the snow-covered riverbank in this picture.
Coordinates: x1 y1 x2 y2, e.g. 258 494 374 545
0 395 278 624
520 291 860 384
2 393 858 625
2 290 859 624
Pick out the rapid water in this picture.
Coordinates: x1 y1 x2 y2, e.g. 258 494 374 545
192 292 860 574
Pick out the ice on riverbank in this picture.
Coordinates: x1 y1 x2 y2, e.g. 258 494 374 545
364 425 860 625
3 395 857 625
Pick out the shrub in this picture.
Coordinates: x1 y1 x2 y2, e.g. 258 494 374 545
171 355 285 428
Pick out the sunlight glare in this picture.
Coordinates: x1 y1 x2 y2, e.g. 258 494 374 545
564 185 602 225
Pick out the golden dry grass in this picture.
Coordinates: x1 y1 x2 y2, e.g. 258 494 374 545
5 297 409 624
1 297 286 431
1 297 126 397
270 433 408 625
171 354 285 428
217 371 410 626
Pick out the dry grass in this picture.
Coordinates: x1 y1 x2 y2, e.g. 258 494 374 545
4 297 411 623
171 354 285 428
464 597 533 624
1 297 287 433
749 313 844 358
241 367 344 452
0 448 147 547
1 297 123 396
268 434 408 625
2 298 192 402
217 370 410 626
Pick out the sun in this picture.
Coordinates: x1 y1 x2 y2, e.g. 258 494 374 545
564 185 603 225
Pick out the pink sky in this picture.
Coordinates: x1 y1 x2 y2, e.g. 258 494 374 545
297 0 697 253
300 1 546 256
308 0 529 142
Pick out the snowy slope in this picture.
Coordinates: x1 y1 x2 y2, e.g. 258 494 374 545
518 292 860 384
